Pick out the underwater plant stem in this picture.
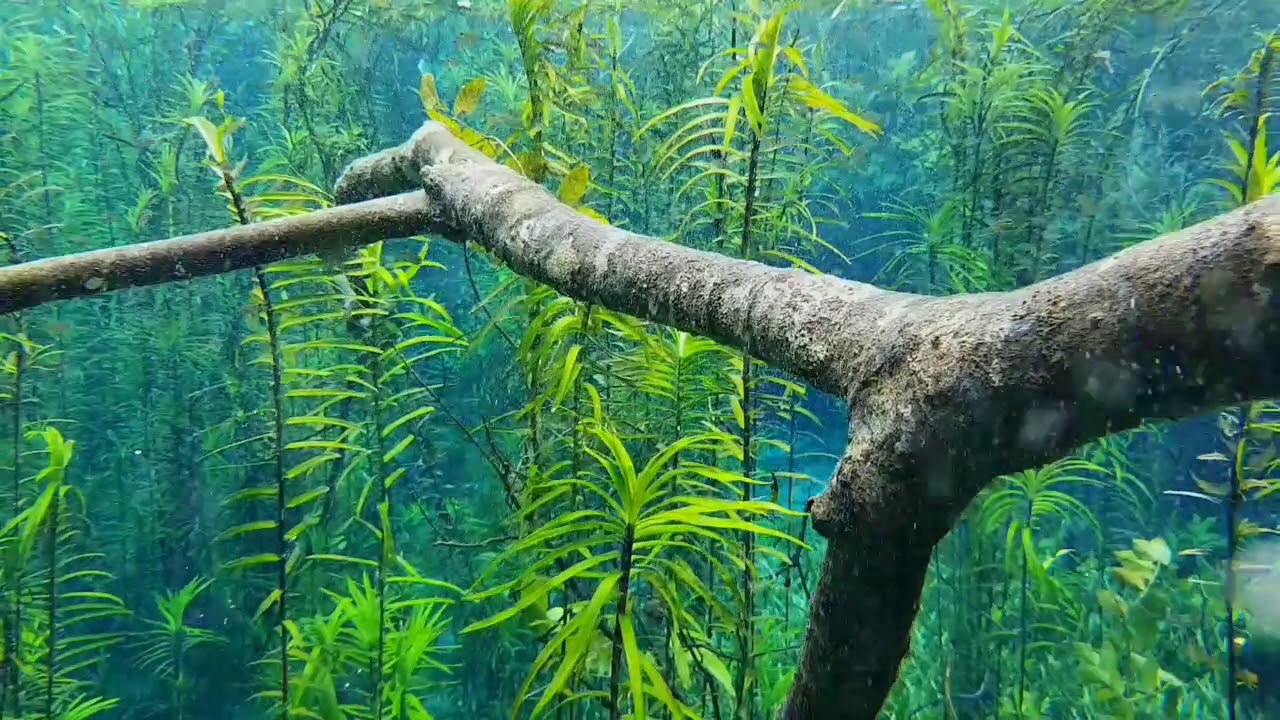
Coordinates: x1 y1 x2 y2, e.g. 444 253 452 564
255 262 291 720
1226 404 1252 720
43 487 57 720
173 630 185 720
783 397 797 630
607 524 635 720
1027 138 1061 284
224 171 291 720
1016 504 1031 716
1240 44 1274 204
1218 47 1273 713
3 334 22 719
372 344 388 720
735 125 764 720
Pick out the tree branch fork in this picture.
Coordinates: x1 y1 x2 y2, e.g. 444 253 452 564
1 121 1278 717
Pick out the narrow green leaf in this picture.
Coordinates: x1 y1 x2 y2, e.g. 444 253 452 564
222 554 280 571
215 521 277 542
382 434 415 464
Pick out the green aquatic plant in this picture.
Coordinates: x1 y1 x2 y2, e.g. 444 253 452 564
272 570 457 720
0 427 127 719
978 457 1107 715
1074 535 1200 717
321 240 467 720
463 421 803 719
637 9 880 710
131 576 225 720
1002 86 1098 284
1209 116 1280 206
191 106 296 719
1199 34 1280 716
2 1 1279 718
187 103 355 719
861 198 991 293
0 329 47 715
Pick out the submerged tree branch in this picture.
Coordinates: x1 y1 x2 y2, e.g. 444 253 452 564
0 120 1278 718
334 122 882 397
0 192 440 312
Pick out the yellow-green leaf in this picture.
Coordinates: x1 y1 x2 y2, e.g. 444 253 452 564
383 406 436 437
453 77 486 115
419 73 441 111
1113 566 1152 591
286 452 340 480
724 94 742 149
558 165 590 206
184 116 225 165
308 553 379 567
786 76 882 135
463 552 620 634
696 647 735 701
741 72 767 136
1134 537 1172 566
730 395 746 429
285 440 366 453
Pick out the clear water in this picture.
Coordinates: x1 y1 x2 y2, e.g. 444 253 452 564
0 0 1276 718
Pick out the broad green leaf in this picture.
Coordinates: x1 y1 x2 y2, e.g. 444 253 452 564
453 77 487 115
558 165 590 206
1134 537 1173 566
184 116 225 165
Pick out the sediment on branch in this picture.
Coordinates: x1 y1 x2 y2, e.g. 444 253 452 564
0 192 440 312
0 119 1278 719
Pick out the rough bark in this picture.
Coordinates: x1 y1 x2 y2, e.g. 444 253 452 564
784 192 1280 719
333 122 878 397
1 120 1279 718
0 192 439 313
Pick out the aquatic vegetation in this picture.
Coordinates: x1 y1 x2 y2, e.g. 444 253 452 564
0 0 1278 719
